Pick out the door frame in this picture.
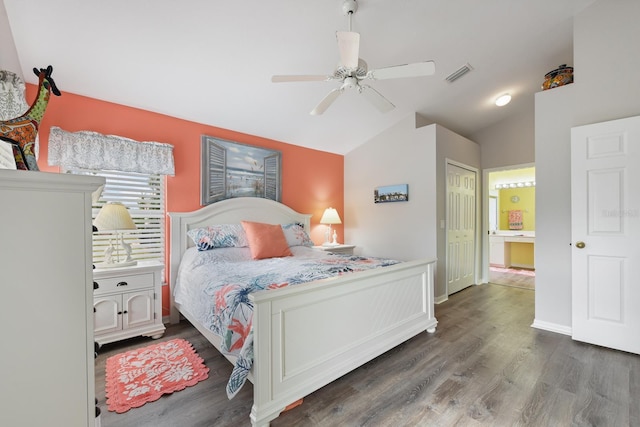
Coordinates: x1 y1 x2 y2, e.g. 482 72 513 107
445 159 480 295
481 162 535 284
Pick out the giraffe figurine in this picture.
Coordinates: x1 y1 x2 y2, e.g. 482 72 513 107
0 65 61 170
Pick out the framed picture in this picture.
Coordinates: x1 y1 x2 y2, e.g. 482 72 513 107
374 184 409 203
201 135 282 205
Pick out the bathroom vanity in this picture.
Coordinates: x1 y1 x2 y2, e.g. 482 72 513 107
489 231 535 268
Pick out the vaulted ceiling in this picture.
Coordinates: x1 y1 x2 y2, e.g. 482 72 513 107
3 0 595 154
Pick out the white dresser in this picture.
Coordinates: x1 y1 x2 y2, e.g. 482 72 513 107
0 170 104 427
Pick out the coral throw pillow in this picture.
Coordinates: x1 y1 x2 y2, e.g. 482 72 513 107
241 221 293 260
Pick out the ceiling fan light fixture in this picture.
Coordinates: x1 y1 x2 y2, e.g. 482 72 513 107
495 93 511 107
336 31 360 69
272 0 434 115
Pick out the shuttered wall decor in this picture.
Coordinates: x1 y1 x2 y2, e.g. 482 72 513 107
201 135 281 205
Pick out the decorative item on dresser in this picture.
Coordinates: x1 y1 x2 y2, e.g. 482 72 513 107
0 66 61 171
93 260 165 346
0 170 104 427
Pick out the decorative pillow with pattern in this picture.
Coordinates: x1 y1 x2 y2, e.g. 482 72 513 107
281 223 314 247
187 224 249 251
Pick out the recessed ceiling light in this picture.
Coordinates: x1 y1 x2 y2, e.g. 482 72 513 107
495 93 511 107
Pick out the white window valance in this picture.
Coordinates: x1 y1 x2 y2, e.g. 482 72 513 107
0 70 28 119
48 126 175 175
0 70 32 170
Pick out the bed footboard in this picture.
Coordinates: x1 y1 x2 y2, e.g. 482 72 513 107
249 258 437 426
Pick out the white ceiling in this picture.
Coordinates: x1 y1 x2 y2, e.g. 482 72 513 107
3 0 595 155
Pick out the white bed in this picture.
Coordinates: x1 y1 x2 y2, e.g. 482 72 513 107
168 197 437 426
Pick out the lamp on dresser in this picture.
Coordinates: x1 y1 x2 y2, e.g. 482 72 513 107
320 207 342 246
93 202 137 268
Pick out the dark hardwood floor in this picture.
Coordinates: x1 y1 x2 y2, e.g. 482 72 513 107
95 284 639 427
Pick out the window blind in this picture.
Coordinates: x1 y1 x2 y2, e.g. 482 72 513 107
71 169 165 265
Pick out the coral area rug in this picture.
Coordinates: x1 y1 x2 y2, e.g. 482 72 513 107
105 338 209 413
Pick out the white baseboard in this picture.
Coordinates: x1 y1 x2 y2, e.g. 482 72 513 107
531 319 572 336
509 263 535 269
435 294 448 304
435 282 490 305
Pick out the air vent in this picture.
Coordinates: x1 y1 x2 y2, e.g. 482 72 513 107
445 63 473 83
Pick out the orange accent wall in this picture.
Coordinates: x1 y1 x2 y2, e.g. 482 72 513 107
27 85 344 316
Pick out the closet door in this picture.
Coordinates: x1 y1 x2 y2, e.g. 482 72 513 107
446 162 477 295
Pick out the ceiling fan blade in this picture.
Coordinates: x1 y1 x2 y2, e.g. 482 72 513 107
360 85 395 113
311 88 342 115
271 75 331 83
367 61 436 80
336 31 360 69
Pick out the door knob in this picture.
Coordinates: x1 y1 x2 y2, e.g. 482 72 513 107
575 241 586 249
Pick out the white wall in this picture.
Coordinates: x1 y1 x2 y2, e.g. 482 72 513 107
344 114 481 301
344 114 437 262
471 102 535 170
0 0 22 78
434 125 481 299
573 0 640 127
471 100 536 286
534 84 575 333
534 0 640 333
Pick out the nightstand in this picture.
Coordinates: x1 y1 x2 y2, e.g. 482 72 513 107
93 260 165 346
313 244 356 255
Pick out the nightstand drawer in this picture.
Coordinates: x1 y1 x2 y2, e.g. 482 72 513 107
94 272 153 294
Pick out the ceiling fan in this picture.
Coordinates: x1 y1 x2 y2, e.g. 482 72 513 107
272 0 436 115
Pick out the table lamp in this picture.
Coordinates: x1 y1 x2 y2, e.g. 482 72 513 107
93 202 137 268
320 207 342 246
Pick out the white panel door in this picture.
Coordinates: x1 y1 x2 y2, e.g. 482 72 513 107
571 115 640 354
446 162 476 295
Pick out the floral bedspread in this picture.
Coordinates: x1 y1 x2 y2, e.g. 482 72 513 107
174 246 400 398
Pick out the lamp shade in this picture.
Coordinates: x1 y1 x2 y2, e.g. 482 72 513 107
93 202 136 231
320 207 342 225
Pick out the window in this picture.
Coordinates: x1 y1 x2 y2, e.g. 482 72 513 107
71 169 165 265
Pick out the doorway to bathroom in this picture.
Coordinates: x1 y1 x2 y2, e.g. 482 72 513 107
484 164 536 290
